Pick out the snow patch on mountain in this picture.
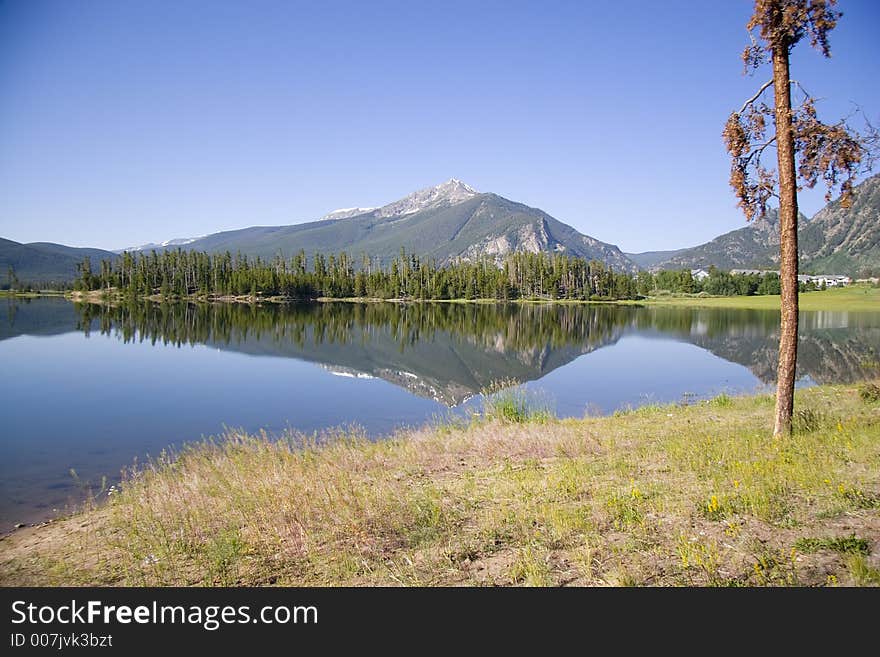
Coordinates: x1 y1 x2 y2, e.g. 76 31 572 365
117 236 203 253
320 207 377 221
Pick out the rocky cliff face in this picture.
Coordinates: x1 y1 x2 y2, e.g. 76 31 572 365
799 174 880 276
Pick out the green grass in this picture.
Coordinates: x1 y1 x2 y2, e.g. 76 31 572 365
847 555 880 585
628 285 880 312
480 384 553 424
794 536 871 556
859 383 880 403
2 382 878 587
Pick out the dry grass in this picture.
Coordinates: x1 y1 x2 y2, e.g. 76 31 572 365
1 384 879 587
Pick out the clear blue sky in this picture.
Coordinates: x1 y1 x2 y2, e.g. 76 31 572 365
1 0 878 252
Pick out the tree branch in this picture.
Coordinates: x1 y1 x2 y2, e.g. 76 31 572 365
738 79 774 114
789 80 816 101
744 137 777 165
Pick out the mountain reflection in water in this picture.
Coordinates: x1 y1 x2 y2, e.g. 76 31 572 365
7 298 875 406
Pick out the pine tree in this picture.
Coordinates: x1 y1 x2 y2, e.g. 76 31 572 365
723 0 875 436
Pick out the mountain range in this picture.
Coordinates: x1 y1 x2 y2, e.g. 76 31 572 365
2 174 878 285
626 174 880 276
0 238 118 286
122 178 637 271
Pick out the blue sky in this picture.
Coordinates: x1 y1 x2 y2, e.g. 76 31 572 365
1 0 878 253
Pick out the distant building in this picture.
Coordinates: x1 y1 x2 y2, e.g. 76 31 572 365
730 269 779 276
726 269 851 287
812 275 851 287
797 274 851 287
690 268 710 281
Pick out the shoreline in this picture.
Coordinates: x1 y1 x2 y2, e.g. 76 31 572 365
2 382 878 586
3 283 873 312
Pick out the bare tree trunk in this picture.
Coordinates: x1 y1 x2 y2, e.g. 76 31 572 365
772 44 799 437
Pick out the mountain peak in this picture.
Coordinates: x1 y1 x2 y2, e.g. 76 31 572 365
438 178 478 194
375 178 479 218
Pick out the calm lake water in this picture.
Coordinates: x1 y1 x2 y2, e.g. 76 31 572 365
1 297 879 528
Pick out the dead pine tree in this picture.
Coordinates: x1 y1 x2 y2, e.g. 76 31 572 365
723 0 874 437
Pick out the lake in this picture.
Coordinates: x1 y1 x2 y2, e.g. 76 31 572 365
1 296 878 529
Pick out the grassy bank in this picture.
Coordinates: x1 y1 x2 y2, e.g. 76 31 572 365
630 285 880 312
55 283 880 311
2 383 878 587
56 285 879 312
